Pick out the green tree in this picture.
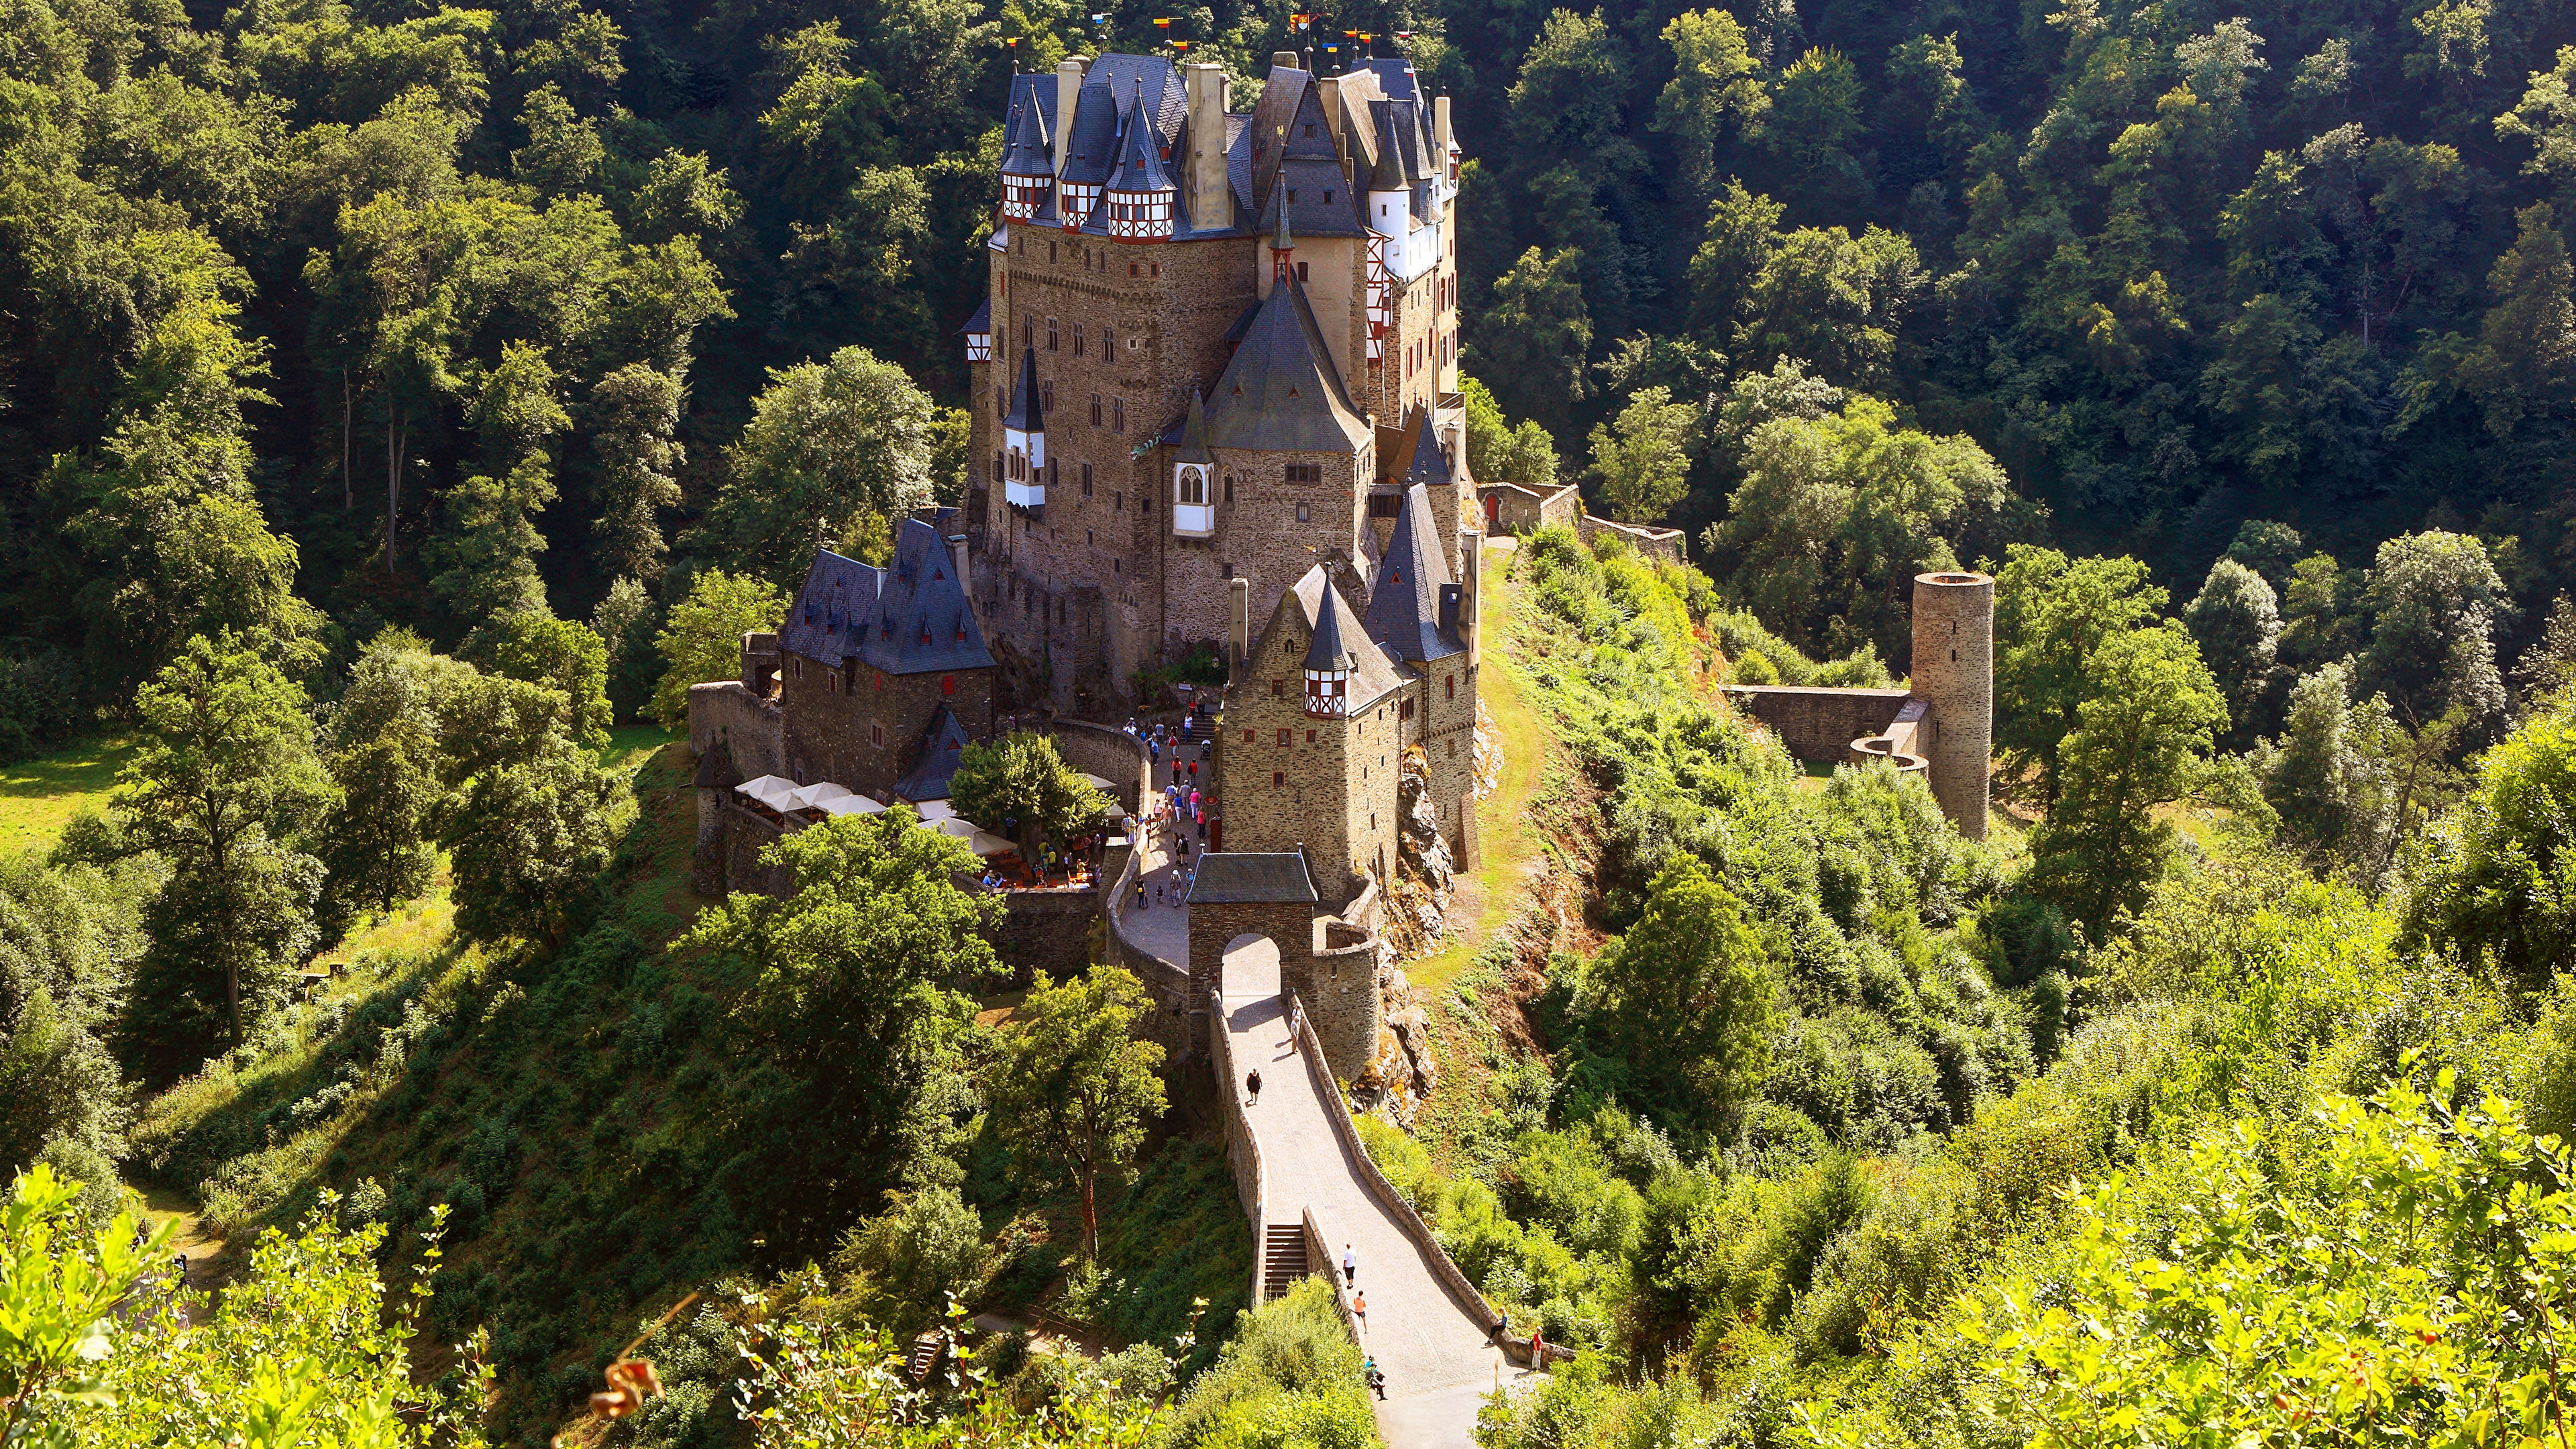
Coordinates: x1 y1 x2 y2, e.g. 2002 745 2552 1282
700 346 935 585
2277 552 2358 667
2402 694 2576 987
441 733 621 946
832 1185 992 1336
1461 376 1560 488
680 810 1001 1246
316 724 443 921
490 610 612 750
650 570 786 729
991 964 1169 1259
1579 855 1775 1134
2357 530 2508 734
1656 11 1766 205
2184 558 2282 747
948 732 1112 849
2457 203 2576 436
423 460 553 621
1992 547 2168 807
2027 623 2227 935
1706 396 2005 662
117 634 334 1055
588 363 686 583
1588 386 1701 523
1472 248 1594 439
2252 661 2400 879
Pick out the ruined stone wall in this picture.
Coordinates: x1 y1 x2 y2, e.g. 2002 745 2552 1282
1723 686 1912 765
686 682 784 777
1577 511 1686 566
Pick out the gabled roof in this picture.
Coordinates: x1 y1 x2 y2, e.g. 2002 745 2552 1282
1004 346 1042 434
783 521 994 676
780 549 884 665
961 297 991 336
1203 280 1368 453
894 705 973 802
860 519 994 674
1363 58 1421 103
1060 80 1122 186
1241 64 1311 209
1084 53 1186 138
1364 483 1464 663
1000 79 1055 178
1185 851 1318 904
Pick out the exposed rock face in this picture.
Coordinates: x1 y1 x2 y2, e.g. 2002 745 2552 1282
1397 749 1456 894
1352 959 1439 1128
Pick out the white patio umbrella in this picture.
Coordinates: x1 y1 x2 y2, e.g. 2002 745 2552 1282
788 781 853 810
912 798 959 822
735 775 799 811
1078 773 1120 793
816 794 885 817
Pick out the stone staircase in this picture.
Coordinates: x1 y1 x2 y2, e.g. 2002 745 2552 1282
1261 1222 1309 1300
906 1331 945 1382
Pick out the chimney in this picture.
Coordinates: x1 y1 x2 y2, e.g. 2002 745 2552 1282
1054 57 1087 174
947 533 972 602
1460 529 1483 667
1187 63 1228 231
1434 95 1452 160
1272 50 1301 69
1229 577 1251 680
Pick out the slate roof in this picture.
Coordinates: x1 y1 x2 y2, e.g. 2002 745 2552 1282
1368 105 1407 191
781 520 994 676
1177 390 1212 463
1084 53 1186 139
1060 80 1122 187
1364 482 1465 663
779 549 883 665
1364 58 1421 103
1107 80 1176 195
692 735 742 790
1402 407 1454 489
1185 851 1319 904
1000 78 1055 178
894 706 973 802
1202 278 1368 453
1276 566 1405 708
1004 346 1042 433
961 297 990 337
1238 64 1310 210
1305 566 1358 671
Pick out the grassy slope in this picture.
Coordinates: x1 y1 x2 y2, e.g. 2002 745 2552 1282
1410 539 1557 997
0 735 135 855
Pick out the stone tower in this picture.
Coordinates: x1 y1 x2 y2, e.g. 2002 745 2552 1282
1909 571 1993 840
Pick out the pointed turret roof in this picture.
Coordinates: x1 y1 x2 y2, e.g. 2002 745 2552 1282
1108 79 1175 193
1364 483 1464 662
1403 408 1453 489
894 705 973 802
1304 571 1358 672
1270 172 1293 254
1203 280 1368 453
1004 346 1042 433
1369 105 1407 192
1177 390 1212 462
1000 88 1055 177
692 735 743 790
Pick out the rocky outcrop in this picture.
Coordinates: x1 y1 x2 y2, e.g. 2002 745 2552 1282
1354 963 1439 1128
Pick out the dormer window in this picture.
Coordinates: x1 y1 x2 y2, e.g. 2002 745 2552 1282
1305 664 1347 718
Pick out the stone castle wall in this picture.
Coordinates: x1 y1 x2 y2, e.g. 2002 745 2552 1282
777 656 996 798
1723 686 1912 765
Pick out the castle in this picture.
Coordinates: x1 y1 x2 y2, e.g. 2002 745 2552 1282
688 51 1485 1036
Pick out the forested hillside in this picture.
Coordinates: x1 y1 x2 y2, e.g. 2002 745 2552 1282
11 0 2576 1442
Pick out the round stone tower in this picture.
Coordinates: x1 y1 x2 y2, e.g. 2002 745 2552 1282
1910 572 1993 841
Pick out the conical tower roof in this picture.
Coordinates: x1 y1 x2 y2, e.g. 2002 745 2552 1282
1003 345 1043 433
1370 105 1407 191
1177 390 1212 462
1109 79 1175 193
1000 91 1054 177
1305 577 1359 671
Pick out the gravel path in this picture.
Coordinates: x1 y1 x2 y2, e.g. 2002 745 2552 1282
1218 987 1512 1449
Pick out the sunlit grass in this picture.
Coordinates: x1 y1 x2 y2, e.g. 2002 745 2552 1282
0 735 135 857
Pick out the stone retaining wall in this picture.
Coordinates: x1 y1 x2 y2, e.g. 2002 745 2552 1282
1208 989 1266 1310
1576 512 1686 566
1287 991 1504 1337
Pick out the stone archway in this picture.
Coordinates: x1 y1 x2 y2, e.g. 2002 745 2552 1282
1220 932 1281 1002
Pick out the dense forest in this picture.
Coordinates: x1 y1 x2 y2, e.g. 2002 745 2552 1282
12 0 2576 1442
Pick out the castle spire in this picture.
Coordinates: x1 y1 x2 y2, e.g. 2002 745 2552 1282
1303 584 1356 718
1269 173 1295 284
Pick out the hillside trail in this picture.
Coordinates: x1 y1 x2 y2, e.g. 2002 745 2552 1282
1218 963 1532 1449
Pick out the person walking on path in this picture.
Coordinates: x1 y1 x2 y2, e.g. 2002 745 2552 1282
1342 1244 1356 1288
1529 1325 1548 1371
1246 1067 1262 1106
1352 1290 1367 1334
